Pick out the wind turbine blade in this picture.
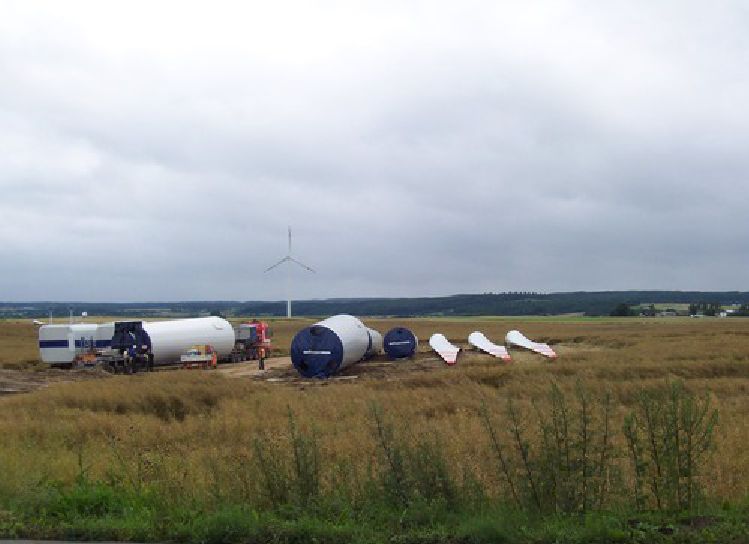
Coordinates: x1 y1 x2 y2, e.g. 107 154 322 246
468 331 511 362
288 226 292 254
264 257 290 272
289 257 316 273
429 333 459 365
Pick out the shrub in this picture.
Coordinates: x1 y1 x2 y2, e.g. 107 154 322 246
623 381 718 512
253 408 322 510
480 382 617 514
369 403 458 509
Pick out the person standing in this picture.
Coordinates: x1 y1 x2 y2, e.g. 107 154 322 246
257 346 266 370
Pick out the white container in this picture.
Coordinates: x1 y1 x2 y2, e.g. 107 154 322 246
39 324 99 364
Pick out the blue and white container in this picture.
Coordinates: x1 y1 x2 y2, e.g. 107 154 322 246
38 324 100 364
383 327 419 359
290 314 372 378
95 322 115 349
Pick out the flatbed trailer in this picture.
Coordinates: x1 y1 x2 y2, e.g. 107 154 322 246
93 352 154 374
88 319 274 373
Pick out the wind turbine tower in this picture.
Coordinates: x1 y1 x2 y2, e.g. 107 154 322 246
264 227 315 318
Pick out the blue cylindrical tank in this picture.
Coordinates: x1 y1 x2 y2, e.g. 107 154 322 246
290 314 371 378
383 327 419 359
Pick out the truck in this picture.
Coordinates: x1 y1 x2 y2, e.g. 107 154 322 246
180 344 218 369
229 320 273 362
40 317 274 373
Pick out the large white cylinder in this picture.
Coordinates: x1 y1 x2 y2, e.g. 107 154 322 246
142 317 236 363
290 314 372 378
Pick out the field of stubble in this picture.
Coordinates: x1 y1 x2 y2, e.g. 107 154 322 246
0 316 748 541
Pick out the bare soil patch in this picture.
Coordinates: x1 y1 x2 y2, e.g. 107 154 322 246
0 367 110 395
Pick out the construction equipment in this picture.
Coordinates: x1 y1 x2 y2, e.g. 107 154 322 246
231 320 273 362
38 316 274 372
180 344 218 369
75 348 99 368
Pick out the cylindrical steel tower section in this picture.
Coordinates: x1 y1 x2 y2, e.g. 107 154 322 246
290 314 371 378
365 328 383 358
143 317 235 363
383 327 419 359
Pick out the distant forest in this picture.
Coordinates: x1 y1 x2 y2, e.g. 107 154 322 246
3 291 749 318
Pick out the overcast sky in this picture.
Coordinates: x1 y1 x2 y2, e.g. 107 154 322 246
1 1 747 302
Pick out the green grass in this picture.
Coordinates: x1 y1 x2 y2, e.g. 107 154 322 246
4 481 749 543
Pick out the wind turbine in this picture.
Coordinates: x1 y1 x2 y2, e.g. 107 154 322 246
264 227 315 318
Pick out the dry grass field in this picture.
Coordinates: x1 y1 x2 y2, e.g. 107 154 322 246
1 315 748 512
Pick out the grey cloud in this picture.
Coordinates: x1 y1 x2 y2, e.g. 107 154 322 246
0 1 748 301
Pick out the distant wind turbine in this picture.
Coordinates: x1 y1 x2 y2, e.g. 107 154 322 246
264 227 315 318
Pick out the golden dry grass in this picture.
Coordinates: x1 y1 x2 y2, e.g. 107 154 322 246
1 316 748 506
0 320 40 368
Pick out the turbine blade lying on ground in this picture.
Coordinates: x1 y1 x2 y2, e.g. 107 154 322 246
505 330 557 359
429 333 460 365
468 331 511 362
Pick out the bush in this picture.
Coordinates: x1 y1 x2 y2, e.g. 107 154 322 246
369 403 458 509
623 381 718 512
253 408 322 510
480 382 617 514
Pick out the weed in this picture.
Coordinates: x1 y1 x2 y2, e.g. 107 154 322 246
623 381 718 512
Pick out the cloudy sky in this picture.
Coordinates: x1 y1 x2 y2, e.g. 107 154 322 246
1 1 747 302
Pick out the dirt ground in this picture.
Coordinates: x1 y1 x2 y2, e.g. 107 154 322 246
215 340 566 384
0 342 567 394
0 367 111 396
